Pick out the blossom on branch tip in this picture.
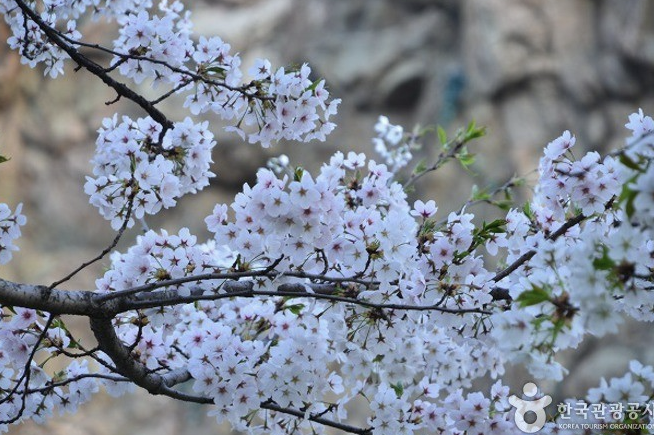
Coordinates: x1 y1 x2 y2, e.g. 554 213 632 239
0 203 26 265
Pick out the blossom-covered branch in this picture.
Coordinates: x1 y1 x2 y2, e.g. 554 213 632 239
3 1 654 434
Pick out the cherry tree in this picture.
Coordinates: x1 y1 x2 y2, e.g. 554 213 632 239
1 1 654 434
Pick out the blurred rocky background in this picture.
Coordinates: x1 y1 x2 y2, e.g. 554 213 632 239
1 0 654 433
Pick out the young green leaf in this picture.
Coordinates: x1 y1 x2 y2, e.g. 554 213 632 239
516 285 550 307
286 304 305 315
437 125 447 146
471 185 490 201
619 153 641 171
457 149 476 168
412 158 428 175
391 382 404 398
592 247 615 271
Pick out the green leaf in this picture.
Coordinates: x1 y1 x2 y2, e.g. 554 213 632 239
619 153 641 171
306 78 323 93
391 382 404 398
464 120 486 141
458 150 476 167
592 247 615 271
522 202 533 220
286 304 305 315
205 66 226 76
412 158 428 175
421 218 437 234
0 155 8 164
493 201 513 211
437 125 447 146
516 285 550 307
471 185 490 201
619 185 638 218
294 167 305 181
483 219 507 233
466 119 476 134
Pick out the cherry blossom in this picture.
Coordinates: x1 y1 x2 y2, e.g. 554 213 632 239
4 1 654 434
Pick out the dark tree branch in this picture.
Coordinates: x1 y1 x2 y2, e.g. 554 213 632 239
89 317 204 400
492 212 586 285
113 285 492 315
261 401 373 435
97 269 376 302
90 317 371 434
49 187 136 289
16 373 129 396
13 0 173 130
0 275 490 321
0 278 99 316
45 18 274 102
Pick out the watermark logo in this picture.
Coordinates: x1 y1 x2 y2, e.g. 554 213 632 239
509 382 552 433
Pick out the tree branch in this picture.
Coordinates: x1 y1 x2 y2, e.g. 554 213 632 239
112 285 492 315
49 185 136 289
0 275 491 319
13 0 173 130
89 317 192 395
97 269 375 302
492 212 586 284
0 278 99 316
403 134 469 190
90 317 372 434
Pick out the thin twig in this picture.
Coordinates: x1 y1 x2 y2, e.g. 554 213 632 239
403 135 468 190
49 188 135 289
492 212 586 284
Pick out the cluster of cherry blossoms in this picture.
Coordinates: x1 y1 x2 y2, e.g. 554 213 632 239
0 305 134 429
96 229 510 434
187 55 341 148
0 204 25 265
95 227 228 295
1 0 339 149
372 115 416 172
7 108 654 432
6 0 654 434
84 116 216 229
112 2 193 86
551 360 654 434
535 130 623 219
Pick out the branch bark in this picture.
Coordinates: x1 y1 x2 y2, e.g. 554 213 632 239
0 276 490 317
89 317 201 400
0 278 100 316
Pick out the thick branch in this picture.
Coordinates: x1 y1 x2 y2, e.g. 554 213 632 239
89 317 206 401
98 270 375 302
0 276 491 317
0 278 100 316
